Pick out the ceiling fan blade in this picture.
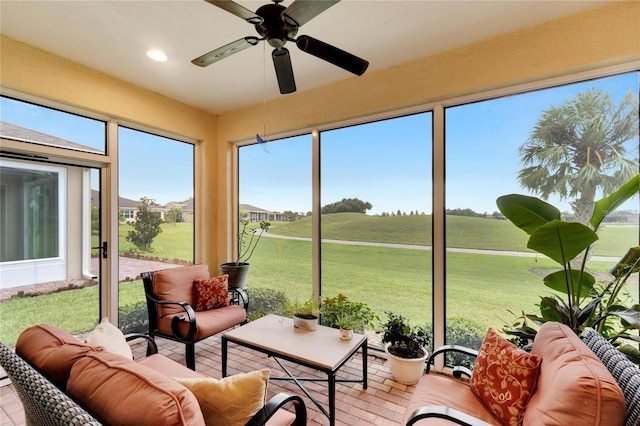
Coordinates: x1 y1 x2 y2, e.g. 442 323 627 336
282 0 340 27
204 0 263 24
192 36 260 67
272 48 296 94
296 35 369 76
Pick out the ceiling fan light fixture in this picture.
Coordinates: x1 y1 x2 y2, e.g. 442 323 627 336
146 49 168 62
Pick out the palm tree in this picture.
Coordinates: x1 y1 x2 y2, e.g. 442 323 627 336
518 87 639 224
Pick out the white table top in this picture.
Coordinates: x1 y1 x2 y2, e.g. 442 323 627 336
223 314 367 371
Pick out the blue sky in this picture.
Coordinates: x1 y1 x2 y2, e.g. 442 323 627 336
241 72 639 215
2 71 638 215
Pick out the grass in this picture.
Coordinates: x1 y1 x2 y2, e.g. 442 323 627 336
93 222 195 262
2 214 636 346
273 213 635 256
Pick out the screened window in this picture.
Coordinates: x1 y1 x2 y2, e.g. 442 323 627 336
1 96 106 154
117 127 195 332
444 71 639 353
320 113 433 346
238 135 313 306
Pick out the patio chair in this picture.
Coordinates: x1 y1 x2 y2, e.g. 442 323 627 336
141 264 247 370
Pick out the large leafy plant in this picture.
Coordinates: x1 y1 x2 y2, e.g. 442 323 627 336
497 174 640 359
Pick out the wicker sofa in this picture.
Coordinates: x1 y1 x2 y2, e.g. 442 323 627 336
0 324 306 426
403 322 640 426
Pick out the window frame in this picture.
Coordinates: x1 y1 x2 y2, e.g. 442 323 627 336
232 62 640 354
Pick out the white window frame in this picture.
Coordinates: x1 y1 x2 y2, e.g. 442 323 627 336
0 159 67 288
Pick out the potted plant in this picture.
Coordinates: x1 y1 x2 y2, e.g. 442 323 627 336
334 312 361 340
380 311 430 385
220 220 270 289
287 298 320 331
321 293 379 332
498 174 640 360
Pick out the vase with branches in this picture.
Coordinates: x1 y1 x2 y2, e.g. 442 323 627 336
220 220 270 289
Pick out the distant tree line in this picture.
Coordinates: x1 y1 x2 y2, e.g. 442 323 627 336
445 208 485 218
321 198 372 214
380 211 428 216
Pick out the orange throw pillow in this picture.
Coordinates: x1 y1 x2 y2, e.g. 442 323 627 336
194 275 230 311
470 328 541 426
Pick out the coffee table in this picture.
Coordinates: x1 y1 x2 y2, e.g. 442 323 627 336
222 314 368 426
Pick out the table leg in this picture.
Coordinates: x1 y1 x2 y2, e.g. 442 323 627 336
362 340 368 389
222 337 228 377
328 371 336 426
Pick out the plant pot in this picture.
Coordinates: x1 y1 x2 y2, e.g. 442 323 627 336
339 328 353 340
219 262 250 289
293 314 318 331
384 343 428 385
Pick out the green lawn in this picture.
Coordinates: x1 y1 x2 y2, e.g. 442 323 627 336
2 214 636 346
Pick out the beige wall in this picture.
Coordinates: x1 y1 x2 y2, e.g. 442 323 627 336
1 1 639 272
218 1 640 142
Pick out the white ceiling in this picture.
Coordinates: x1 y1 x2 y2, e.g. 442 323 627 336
1 0 611 115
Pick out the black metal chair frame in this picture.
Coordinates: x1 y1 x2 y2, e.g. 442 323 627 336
141 271 248 370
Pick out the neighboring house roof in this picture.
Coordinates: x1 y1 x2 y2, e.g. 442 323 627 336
0 121 103 154
91 189 141 208
240 204 271 213
166 198 194 212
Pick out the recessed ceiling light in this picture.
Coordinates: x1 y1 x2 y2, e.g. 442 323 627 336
146 50 167 62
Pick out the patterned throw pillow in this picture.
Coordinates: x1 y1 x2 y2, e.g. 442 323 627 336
174 369 270 426
194 275 230 311
470 328 542 426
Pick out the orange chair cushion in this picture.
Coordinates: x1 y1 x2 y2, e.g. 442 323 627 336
67 351 205 426
15 324 96 390
470 328 541 426
194 275 230 311
157 304 247 340
153 264 209 317
523 322 626 426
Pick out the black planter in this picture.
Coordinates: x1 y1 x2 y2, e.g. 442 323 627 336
219 262 250 289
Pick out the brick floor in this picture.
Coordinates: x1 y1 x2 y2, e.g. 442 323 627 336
0 333 417 426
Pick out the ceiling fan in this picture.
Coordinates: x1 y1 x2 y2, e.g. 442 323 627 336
192 0 369 94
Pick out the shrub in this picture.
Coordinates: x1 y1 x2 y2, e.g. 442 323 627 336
119 301 148 334
247 288 289 321
445 317 485 369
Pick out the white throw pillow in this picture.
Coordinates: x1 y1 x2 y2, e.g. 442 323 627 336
86 317 133 360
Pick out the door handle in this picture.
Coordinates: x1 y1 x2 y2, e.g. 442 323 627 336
92 241 108 259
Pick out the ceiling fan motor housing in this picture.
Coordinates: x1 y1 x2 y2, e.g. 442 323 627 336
255 3 298 48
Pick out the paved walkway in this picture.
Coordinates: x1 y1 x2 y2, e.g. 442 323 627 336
97 256 181 281
0 257 179 300
263 231 620 262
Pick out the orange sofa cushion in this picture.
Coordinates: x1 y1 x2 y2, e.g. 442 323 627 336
67 351 205 426
402 373 502 425
523 322 626 426
15 324 96 390
153 264 209 317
